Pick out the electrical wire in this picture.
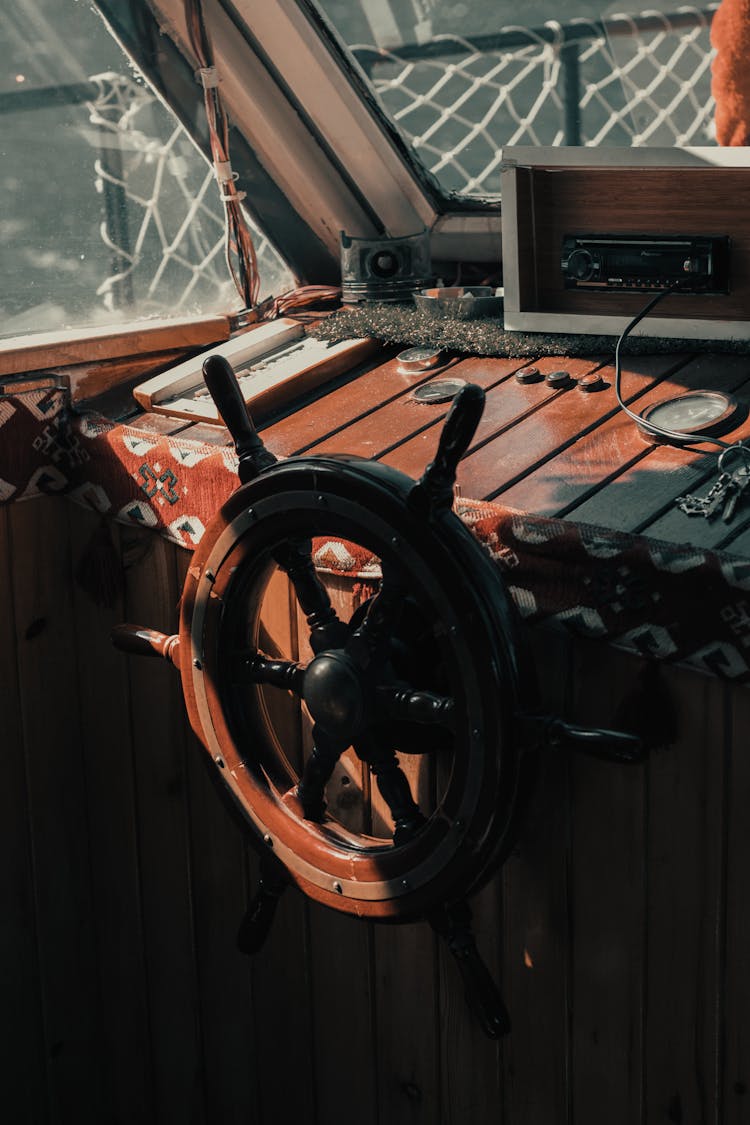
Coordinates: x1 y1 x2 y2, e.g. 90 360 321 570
184 0 261 310
613 280 745 454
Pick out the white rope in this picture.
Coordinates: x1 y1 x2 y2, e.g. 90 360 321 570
354 6 718 196
83 72 288 313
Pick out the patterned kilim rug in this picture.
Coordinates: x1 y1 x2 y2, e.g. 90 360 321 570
2 385 750 682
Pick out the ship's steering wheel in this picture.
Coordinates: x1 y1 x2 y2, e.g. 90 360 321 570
113 353 641 1035
179 366 524 921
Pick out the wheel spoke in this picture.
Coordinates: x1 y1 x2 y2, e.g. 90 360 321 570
232 650 304 694
355 734 426 845
346 573 405 668
377 684 455 730
274 537 348 653
296 724 349 821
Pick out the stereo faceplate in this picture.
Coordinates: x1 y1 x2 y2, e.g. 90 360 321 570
561 233 730 294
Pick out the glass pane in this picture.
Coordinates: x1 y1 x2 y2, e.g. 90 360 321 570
318 1 717 196
0 0 293 338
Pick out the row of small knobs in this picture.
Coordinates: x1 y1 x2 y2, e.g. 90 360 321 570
515 366 605 393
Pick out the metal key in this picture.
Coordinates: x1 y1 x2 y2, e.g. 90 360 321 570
722 465 750 523
676 471 731 519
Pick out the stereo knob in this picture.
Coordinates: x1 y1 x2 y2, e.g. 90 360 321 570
577 372 605 393
565 248 597 282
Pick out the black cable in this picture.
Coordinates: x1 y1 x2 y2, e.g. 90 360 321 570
613 280 739 451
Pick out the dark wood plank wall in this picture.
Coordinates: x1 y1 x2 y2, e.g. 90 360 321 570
3 493 749 1125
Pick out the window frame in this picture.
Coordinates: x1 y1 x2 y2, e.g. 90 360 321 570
96 0 501 279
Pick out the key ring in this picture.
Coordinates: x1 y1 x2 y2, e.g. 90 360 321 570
717 442 750 475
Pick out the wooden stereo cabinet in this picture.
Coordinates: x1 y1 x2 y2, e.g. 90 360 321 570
500 146 750 341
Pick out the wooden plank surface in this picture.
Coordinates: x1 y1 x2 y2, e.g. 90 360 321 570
643 665 726 1125
67 505 152 1123
724 684 750 1124
247 568 317 1125
10 497 105 1123
175 547 260 1125
122 530 205 1125
0 506 47 1125
567 643 647 1125
502 627 572 1125
256 351 480 458
566 355 750 538
0 315 230 378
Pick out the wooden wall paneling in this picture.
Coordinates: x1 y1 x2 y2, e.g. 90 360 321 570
502 626 572 1125
250 567 317 1124
122 530 205 1124
67 503 152 1123
296 577 379 1125
368 703 439 1123
174 547 260 1125
372 919 440 1125
643 664 726 1125
10 497 105 1123
530 168 750 322
307 901 378 1125
437 878 504 1125
724 683 750 1123
567 641 647 1125
0 505 47 1124
431 653 503 1124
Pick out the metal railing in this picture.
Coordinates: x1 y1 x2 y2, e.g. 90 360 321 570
353 5 719 194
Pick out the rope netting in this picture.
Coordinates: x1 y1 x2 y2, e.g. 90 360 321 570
353 5 719 195
84 72 291 314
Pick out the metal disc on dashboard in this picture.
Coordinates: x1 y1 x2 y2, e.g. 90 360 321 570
412 379 467 404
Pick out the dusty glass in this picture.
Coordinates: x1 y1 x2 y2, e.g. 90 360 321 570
0 0 292 338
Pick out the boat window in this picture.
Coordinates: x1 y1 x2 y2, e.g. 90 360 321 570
0 1 293 340
316 1 718 197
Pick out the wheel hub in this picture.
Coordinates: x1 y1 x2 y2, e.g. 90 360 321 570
303 649 366 738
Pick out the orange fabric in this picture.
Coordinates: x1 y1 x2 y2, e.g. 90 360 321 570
711 0 750 144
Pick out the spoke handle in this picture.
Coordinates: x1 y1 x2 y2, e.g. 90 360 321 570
430 901 511 1039
378 685 455 729
416 383 485 510
111 624 181 667
202 354 276 482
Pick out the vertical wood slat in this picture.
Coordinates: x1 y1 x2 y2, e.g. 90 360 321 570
568 643 647 1125
10 497 104 1123
725 684 750 1123
294 576 379 1125
123 530 205 1125
251 568 317 1125
374 920 440 1125
503 627 572 1125
0 505 47 1125
176 547 261 1125
644 665 726 1125
438 880 503 1125
67 504 152 1123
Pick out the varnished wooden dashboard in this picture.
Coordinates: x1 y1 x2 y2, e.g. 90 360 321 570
134 343 750 555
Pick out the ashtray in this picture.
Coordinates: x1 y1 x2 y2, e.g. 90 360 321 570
413 286 503 320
